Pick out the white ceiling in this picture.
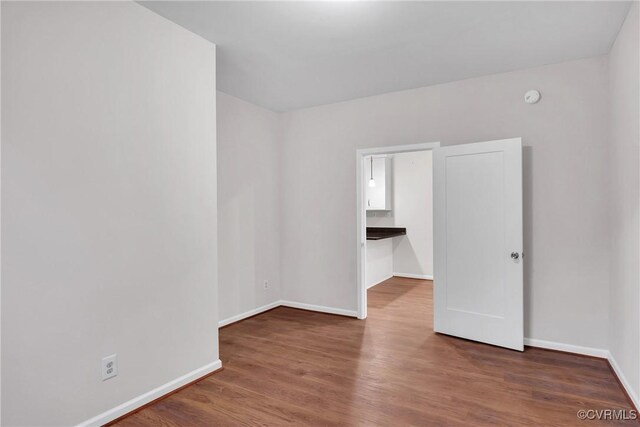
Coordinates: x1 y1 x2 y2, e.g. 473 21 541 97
141 1 631 112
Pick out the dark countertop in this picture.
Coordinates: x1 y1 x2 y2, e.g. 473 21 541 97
366 227 407 240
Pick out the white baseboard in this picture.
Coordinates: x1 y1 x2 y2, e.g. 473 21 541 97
76 360 222 427
280 300 358 317
218 300 281 327
524 338 608 358
393 272 433 280
608 351 640 410
220 300 357 327
367 273 393 289
521 338 640 409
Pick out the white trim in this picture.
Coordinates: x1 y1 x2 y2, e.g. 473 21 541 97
358 142 442 156
367 274 394 289
524 338 608 358
608 351 640 410
356 142 440 320
76 360 222 427
392 272 433 280
525 339 639 409
218 300 281 327
220 301 358 323
280 300 358 317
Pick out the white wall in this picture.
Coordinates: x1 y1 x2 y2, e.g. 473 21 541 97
1 3 218 426
365 239 393 288
281 56 611 350
217 91 282 323
608 2 639 406
392 151 433 278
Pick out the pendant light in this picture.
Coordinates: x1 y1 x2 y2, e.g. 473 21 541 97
368 156 376 187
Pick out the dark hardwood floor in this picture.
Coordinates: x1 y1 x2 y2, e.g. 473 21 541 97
115 277 636 426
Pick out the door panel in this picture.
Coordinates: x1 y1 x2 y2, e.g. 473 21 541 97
434 138 523 351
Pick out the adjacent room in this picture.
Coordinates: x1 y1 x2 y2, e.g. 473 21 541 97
2 1 639 426
363 148 435 325
364 150 433 286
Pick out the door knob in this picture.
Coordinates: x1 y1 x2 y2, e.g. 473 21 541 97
510 252 520 260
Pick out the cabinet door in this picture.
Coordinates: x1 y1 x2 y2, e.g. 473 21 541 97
366 157 388 210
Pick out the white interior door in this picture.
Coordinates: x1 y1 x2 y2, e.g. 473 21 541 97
433 138 523 351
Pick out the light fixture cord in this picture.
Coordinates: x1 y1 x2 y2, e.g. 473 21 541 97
370 156 374 180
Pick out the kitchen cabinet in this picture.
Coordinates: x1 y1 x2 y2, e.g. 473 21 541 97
365 156 392 211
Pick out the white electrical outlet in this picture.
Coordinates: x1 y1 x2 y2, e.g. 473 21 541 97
101 354 118 381
263 280 269 290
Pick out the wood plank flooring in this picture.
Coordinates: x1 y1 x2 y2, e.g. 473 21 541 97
115 277 636 426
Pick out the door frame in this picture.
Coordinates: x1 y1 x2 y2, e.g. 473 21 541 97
356 142 440 319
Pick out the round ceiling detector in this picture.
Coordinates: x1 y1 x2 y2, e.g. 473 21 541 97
524 90 541 104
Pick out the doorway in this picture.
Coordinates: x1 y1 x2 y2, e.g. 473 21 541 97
356 142 440 320
356 138 524 351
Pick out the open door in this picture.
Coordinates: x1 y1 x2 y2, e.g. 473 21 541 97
433 138 523 351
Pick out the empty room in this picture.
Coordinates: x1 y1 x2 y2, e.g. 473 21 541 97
2 1 639 426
